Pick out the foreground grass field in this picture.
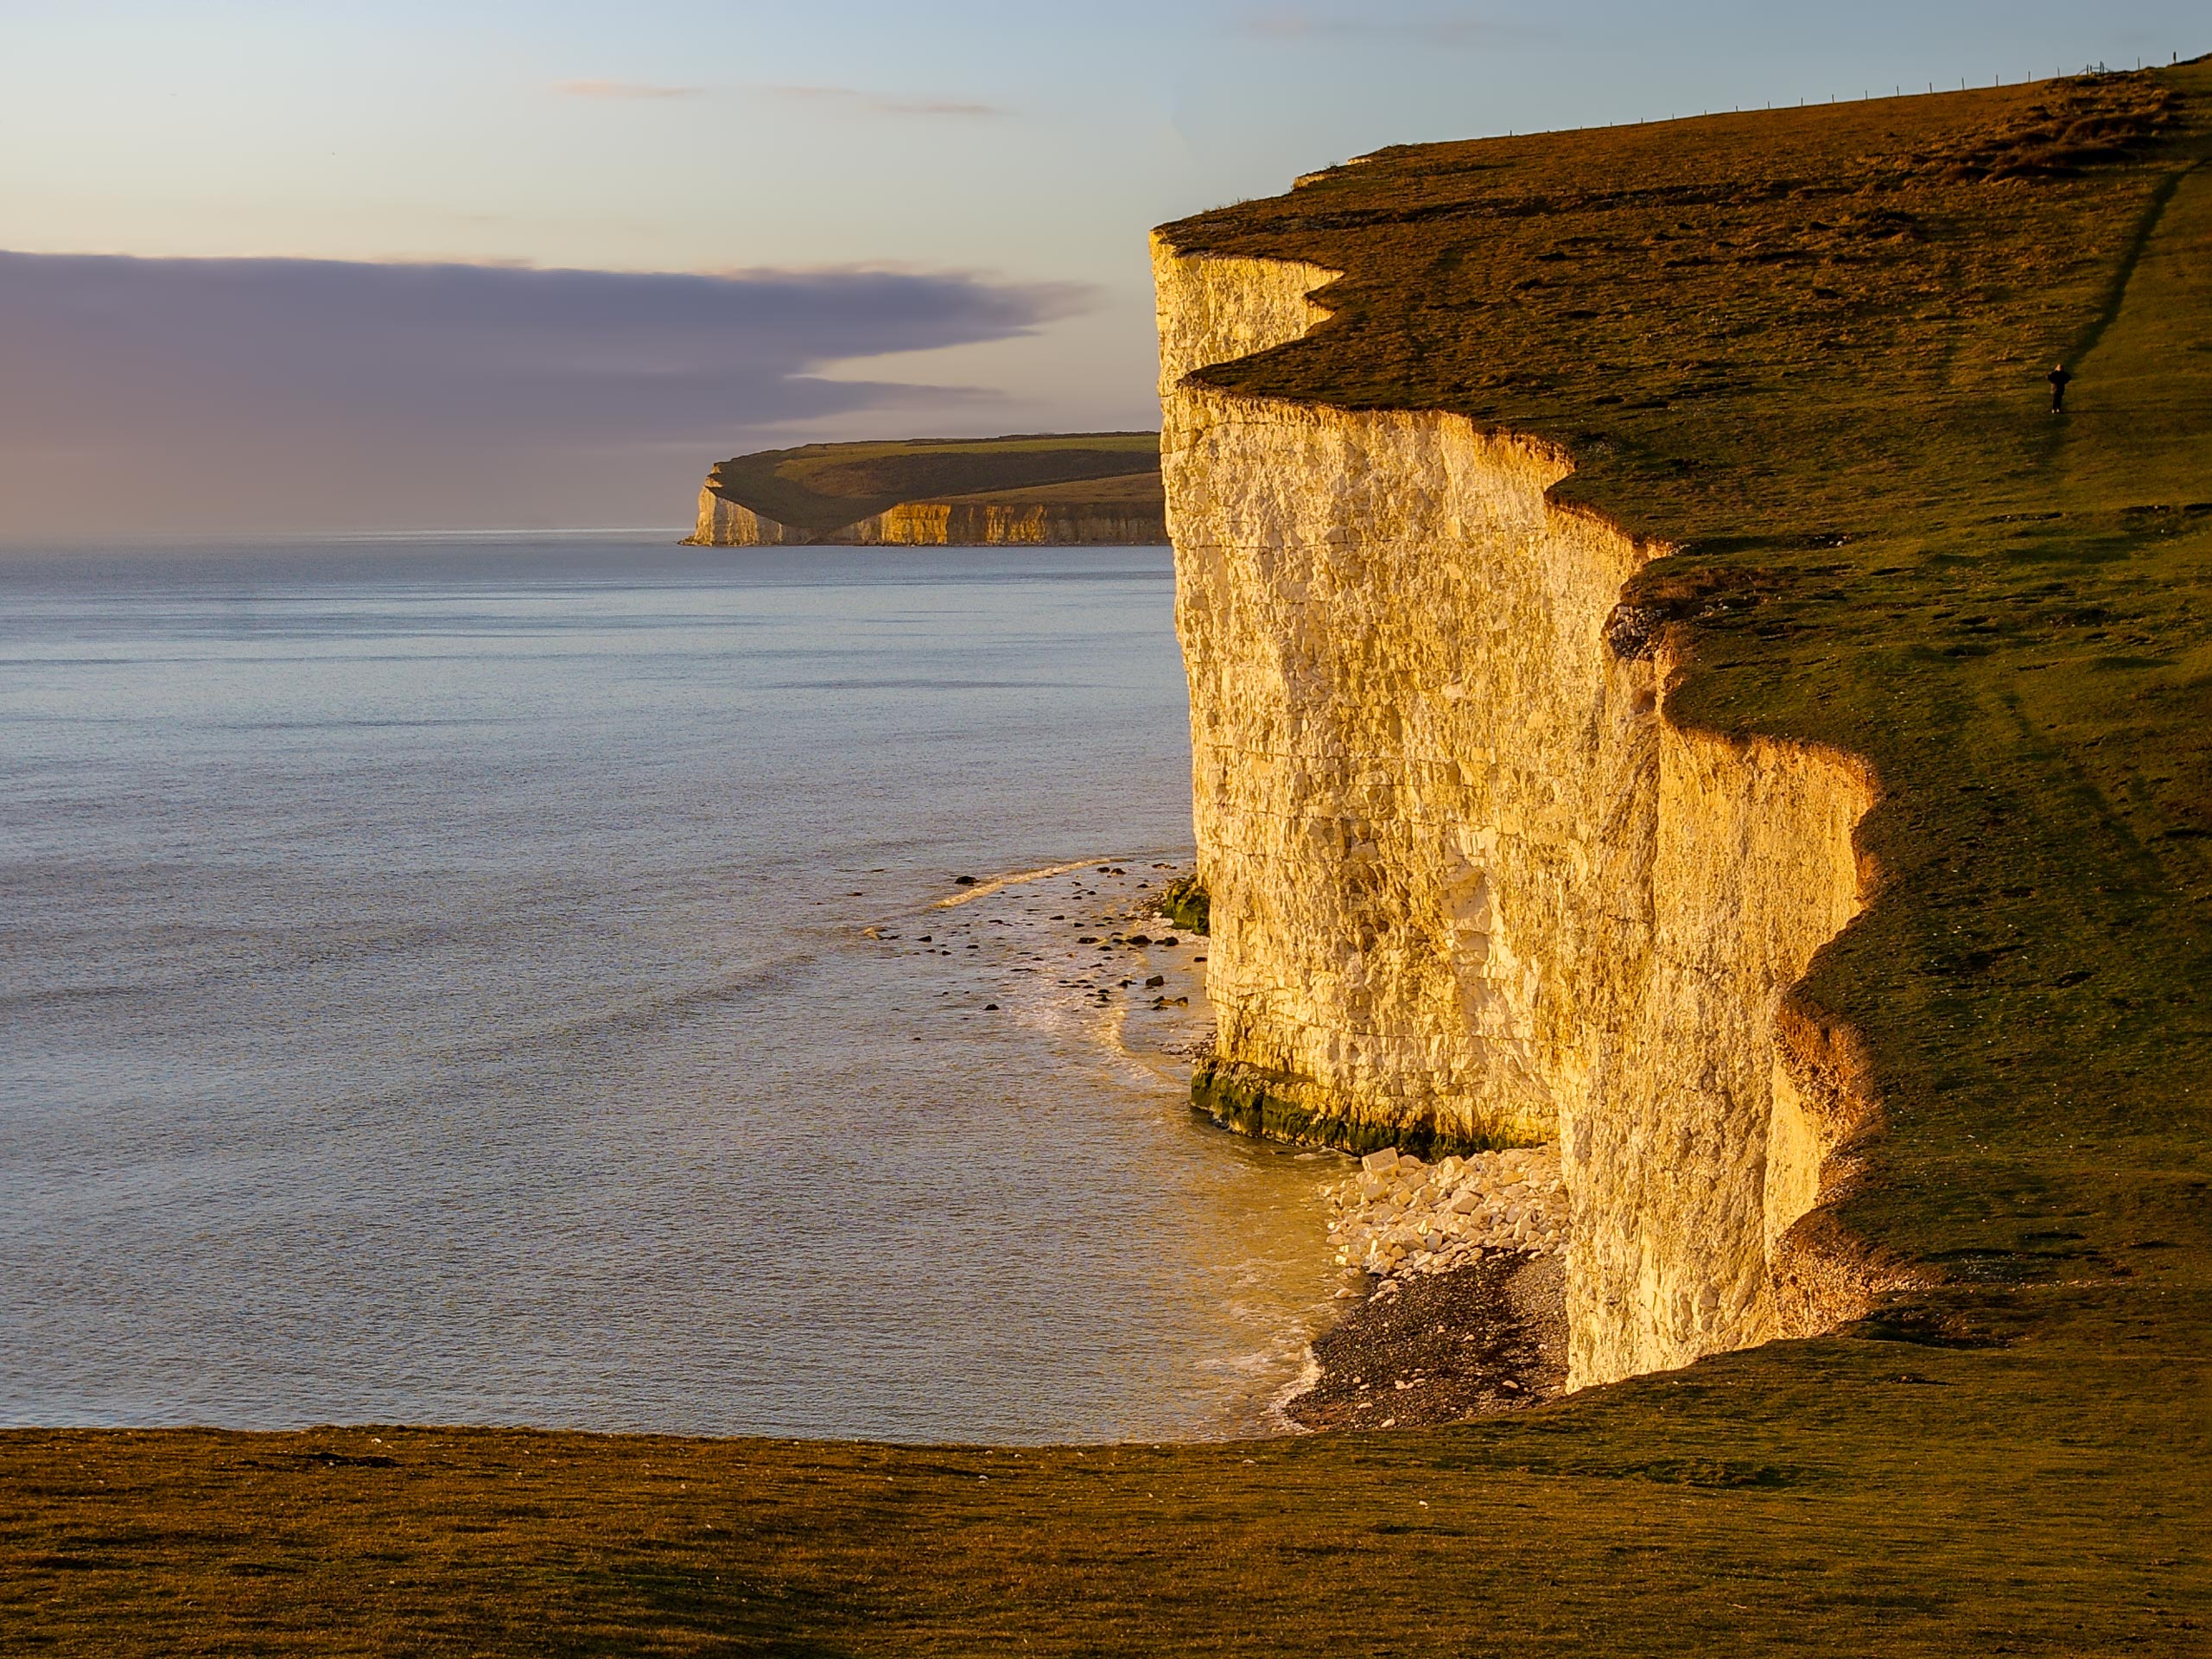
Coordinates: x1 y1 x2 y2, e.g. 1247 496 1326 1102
5 64 2208 1656
6 1313 2205 1654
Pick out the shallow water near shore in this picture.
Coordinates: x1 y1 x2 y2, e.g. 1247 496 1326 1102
0 537 1345 1443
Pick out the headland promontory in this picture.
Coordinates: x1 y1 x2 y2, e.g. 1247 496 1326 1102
683 431 1166 545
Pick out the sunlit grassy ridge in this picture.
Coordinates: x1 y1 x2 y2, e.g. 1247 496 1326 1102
4 67 2207 1656
703 432 1160 533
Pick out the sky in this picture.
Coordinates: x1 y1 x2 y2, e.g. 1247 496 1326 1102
2 1 2202 537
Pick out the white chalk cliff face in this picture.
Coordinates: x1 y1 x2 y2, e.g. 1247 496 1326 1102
690 490 808 547
1153 233 1885 1389
688 491 1164 547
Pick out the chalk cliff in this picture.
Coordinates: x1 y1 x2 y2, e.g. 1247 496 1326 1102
690 491 808 546
1154 237 1885 1389
689 486 1166 547
683 434 1167 547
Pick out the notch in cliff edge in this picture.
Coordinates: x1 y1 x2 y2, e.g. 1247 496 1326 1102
1151 232 1913 1389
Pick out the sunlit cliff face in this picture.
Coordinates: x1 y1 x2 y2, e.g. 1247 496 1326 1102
1154 238 1879 1387
686 491 1163 546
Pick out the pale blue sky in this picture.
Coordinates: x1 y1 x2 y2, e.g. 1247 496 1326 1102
2 2 2201 534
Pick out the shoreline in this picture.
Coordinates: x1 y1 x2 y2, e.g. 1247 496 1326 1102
950 871 1574 1442
1154 904 1574 1430
915 858 1573 1438
877 854 1338 1438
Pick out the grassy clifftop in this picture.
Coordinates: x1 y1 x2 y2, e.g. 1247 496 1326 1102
5 69 2207 1656
702 431 1160 534
1161 63 2212 1350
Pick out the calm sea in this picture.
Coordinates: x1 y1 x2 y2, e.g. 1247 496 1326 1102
0 537 1343 1443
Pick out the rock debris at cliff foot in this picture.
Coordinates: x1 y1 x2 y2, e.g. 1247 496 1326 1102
1326 1144 1567 1278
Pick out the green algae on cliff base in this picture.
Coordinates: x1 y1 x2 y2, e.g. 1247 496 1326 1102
1153 871 1211 933
1193 1052 1537 1158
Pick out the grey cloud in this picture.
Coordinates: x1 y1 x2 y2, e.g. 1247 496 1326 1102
0 252 1089 534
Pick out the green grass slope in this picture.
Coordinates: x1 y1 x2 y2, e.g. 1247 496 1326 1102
3 69 2207 1656
920 468 1165 511
703 431 1160 533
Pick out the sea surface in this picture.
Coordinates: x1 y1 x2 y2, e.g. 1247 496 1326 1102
0 537 1344 1443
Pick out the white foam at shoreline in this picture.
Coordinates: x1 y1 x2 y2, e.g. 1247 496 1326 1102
930 858 1114 909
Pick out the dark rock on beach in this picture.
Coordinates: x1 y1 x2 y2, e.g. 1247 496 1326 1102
1287 1253 1567 1432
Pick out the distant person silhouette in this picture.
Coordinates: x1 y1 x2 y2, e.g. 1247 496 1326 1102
2048 363 2072 413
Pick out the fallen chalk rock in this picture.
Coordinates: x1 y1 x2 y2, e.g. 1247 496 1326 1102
1326 1144 1569 1280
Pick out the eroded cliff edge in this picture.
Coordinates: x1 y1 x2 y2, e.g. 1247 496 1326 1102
1155 240 1889 1389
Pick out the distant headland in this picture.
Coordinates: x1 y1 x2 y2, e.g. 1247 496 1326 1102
683 432 1166 545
